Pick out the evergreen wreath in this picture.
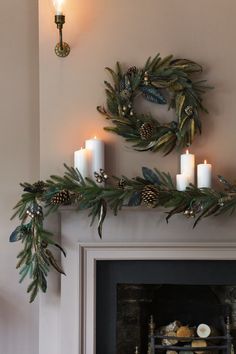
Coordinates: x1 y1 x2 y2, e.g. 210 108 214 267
97 54 212 154
10 165 236 302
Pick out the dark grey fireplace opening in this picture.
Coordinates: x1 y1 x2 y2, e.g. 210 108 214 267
96 260 236 354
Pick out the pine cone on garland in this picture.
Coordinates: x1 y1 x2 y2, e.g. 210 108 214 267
139 122 154 140
23 180 46 193
33 181 46 193
51 190 71 205
141 185 159 208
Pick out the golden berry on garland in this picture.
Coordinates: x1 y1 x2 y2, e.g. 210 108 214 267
139 122 154 140
183 203 202 218
94 169 108 184
183 208 195 218
218 195 233 207
141 185 159 208
143 71 150 86
129 109 134 117
122 105 128 116
26 204 43 218
51 190 71 205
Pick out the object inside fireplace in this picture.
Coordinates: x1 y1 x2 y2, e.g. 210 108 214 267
116 284 235 354
147 315 231 354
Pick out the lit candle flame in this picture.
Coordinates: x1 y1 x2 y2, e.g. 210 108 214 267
186 149 189 155
94 136 97 139
204 159 207 164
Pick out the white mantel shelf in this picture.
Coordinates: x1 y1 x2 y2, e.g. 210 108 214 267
59 206 236 243
39 208 236 354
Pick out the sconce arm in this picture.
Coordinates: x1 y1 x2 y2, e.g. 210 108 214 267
54 14 70 57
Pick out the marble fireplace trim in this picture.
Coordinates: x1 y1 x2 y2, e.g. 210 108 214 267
60 242 236 354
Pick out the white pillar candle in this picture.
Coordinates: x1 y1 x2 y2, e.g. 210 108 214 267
74 148 90 179
180 150 195 186
85 137 105 178
176 174 189 191
197 160 212 188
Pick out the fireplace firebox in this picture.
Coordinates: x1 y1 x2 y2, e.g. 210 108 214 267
96 260 236 354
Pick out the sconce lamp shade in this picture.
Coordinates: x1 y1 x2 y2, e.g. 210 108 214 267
52 0 65 15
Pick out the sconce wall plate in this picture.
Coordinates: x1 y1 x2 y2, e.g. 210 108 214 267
55 42 70 57
54 14 70 57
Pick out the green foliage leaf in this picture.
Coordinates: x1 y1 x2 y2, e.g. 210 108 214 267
142 167 160 185
128 192 142 207
45 249 65 275
140 85 167 104
10 226 23 242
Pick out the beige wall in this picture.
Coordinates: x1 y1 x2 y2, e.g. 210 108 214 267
2 0 236 352
0 0 39 353
40 0 236 184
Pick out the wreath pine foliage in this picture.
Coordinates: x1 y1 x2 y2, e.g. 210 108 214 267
97 54 212 154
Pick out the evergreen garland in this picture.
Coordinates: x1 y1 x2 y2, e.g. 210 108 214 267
10 165 236 302
97 54 212 154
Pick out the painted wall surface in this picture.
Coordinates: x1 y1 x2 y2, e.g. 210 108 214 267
1 0 234 353
38 3 236 349
39 0 236 183
0 0 39 353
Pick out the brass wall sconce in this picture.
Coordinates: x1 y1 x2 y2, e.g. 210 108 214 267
52 0 70 57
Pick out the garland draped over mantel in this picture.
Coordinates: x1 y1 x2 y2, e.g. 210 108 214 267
10 165 236 302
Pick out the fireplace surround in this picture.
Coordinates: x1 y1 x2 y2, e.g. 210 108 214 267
39 208 236 354
78 244 236 354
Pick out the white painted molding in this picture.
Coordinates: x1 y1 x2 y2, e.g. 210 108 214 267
68 242 236 354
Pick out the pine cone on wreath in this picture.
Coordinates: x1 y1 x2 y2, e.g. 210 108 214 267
141 185 159 208
51 190 71 205
139 122 154 140
127 66 137 75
